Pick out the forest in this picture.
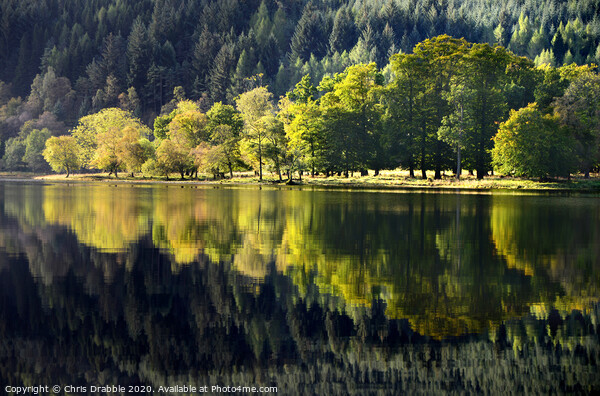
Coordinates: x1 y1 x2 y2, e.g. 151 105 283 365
0 0 599 179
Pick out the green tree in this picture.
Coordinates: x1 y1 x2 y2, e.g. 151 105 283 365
553 72 600 178
413 36 469 179
43 135 81 177
2 137 26 170
289 3 327 62
236 87 274 181
126 17 150 90
463 43 511 179
387 53 428 177
438 83 475 179
281 96 322 177
329 6 357 55
492 103 575 179
23 128 52 172
206 102 244 178
319 63 383 177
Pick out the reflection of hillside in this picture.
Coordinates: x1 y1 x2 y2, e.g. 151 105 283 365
1 241 599 394
1 183 600 339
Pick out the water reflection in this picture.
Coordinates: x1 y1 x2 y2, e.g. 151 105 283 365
0 182 599 393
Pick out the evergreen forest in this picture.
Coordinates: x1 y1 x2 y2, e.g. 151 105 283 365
0 0 599 179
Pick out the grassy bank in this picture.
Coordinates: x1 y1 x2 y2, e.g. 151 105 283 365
1 170 599 192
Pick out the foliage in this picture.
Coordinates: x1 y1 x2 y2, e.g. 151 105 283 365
72 108 150 167
23 128 52 172
2 137 26 170
236 87 274 181
492 104 575 179
42 135 81 176
155 138 191 179
553 72 600 177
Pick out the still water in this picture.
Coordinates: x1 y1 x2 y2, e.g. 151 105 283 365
0 181 599 394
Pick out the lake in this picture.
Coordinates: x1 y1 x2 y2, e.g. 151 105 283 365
0 181 599 394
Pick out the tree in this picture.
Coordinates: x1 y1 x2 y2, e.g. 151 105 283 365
462 43 511 179
126 17 150 90
71 108 150 168
553 72 600 178
91 126 124 176
155 138 191 179
23 128 52 171
413 36 469 179
206 102 244 178
492 103 575 179
289 3 327 62
236 87 274 181
261 114 286 181
167 108 209 149
320 63 383 176
329 7 357 55
438 83 475 179
43 135 81 177
2 137 26 170
118 126 154 176
387 53 428 178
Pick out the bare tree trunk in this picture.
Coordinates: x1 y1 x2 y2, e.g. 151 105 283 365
456 145 461 180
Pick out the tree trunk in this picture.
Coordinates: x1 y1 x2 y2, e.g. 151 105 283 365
258 138 263 181
374 169 379 176
456 145 461 180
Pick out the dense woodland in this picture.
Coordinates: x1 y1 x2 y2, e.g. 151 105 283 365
0 0 599 179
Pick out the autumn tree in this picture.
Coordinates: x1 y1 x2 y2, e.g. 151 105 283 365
71 108 150 168
43 135 81 177
155 138 191 179
118 126 154 176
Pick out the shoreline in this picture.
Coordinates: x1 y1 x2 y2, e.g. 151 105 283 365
1 172 599 194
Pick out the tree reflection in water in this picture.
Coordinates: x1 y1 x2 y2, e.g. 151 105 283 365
0 182 599 393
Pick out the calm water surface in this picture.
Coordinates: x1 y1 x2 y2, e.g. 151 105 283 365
0 181 599 394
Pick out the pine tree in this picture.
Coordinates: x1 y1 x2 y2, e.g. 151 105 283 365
209 43 235 104
552 24 567 64
127 17 150 91
289 3 328 62
329 7 357 55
